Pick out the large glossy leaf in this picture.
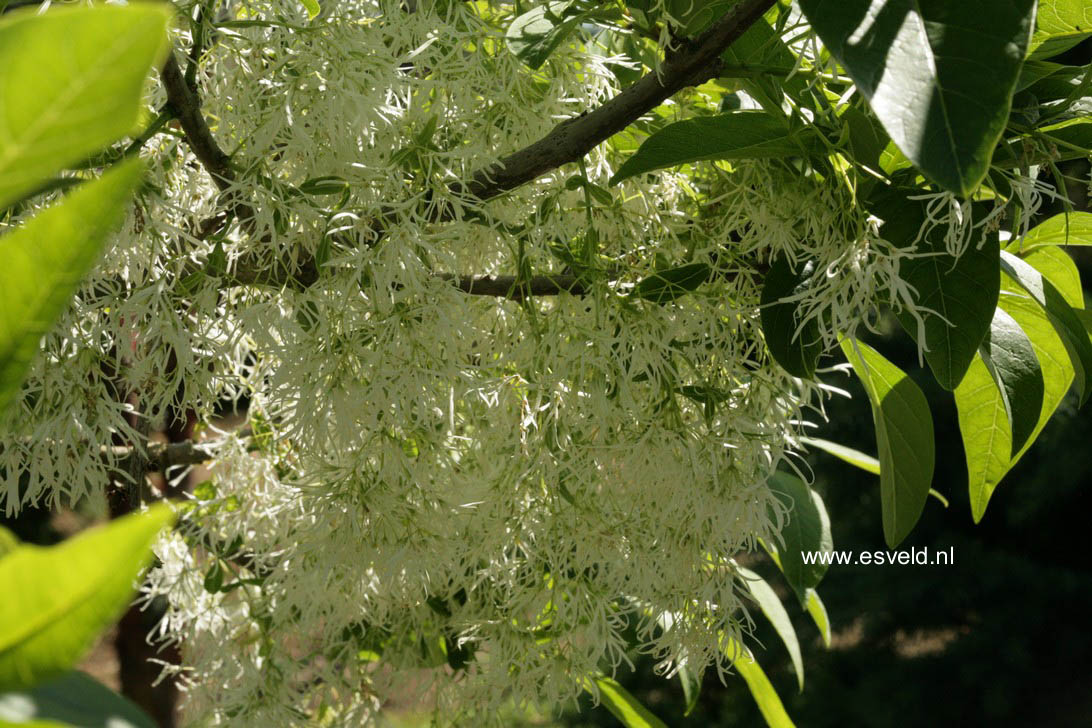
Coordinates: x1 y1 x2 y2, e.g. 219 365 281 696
588 675 668 728
978 307 1044 456
840 339 934 548
722 637 795 728
737 567 804 691
0 670 155 728
956 291 1074 521
1000 250 1092 403
880 197 1000 390
0 504 175 690
0 160 145 416
762 472 832 602
760 256 824 379
0 5 170 209
798 0 1036 196
1028 0 1092 59
1020 246 1083 309
1011 211 1092 253
610 113 817 185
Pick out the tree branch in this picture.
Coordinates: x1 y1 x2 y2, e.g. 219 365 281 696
445 0 776 209
109 439 219 473
441 272 588 300
160 53 235 191
213 0 774 288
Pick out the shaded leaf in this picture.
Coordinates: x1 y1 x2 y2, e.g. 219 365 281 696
0 505 175 690
630 263 710 304
610 113 817 185
877 191 999 389
0 5 170 209
0 160 145 415
840 339 934 548
760 256 823 379
978 307 1044 456
737 566 804 691
798 0 1036 196
763 472 832 602
0 670 155 728
676 661 701 717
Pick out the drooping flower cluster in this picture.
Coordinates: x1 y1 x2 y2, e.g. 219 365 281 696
0 1 1011 724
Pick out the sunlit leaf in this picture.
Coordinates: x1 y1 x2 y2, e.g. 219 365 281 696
0 5 170 209
737 566 804 691
0 505 176 690
588 675 668 728
799 0 1036 196
0 160 145 415
722 637 796 728
800 437 879 475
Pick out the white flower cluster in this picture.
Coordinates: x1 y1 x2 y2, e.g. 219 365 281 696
0 1 952 724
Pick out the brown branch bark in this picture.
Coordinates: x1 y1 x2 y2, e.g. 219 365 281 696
224 0 774 289
160 53 235 191
445 0 776 209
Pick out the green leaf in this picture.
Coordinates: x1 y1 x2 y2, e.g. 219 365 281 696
1011 211 1092 253
629 263 710 304
587 675 668 728
978 307 1044 456
1000 250 1092 403
1028 0 1092 59
763 472 832 602
956 291 1073 521
0 671 155 728
840 339 934 548
0 528 17 559
799 437 880 475
0 159 145 416
737 567 804 692
676 660 701 717
760 256 823 379
720 19 811 114
610 113 816 185
722 637 796 728
299 0 321 19
0 5 170 209
1020 246 1083 309
803 588 831 648
0 504 176 690
798 0 1036 196
506 2 585 70
880 197 1000 390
